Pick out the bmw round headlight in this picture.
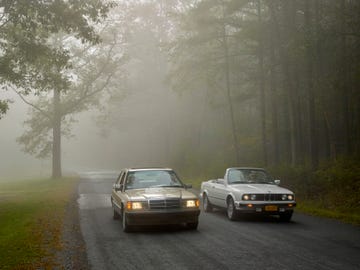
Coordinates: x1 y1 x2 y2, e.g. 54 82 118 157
243 194 250 200
250 194 257 200
281 194 294 201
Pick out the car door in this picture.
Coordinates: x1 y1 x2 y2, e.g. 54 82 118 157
211 179 228 208
205 180 219 206
112 170 126 210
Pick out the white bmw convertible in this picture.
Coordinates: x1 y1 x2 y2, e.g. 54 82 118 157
200 167 296 221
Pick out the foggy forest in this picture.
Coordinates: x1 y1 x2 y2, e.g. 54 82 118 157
1 0 359 183
1 1 360 269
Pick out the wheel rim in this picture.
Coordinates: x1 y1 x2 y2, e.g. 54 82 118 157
227 199 234 218
203 195 208 210
122 212 126 228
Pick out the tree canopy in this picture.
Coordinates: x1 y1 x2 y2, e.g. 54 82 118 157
163 0 360 170
0 0 113 118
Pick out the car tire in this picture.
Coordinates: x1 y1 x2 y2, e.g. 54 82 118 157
122 211 132 232
187 222 198 230
227 197 238 221
113 208 120 220
279 211 293 222
203 193 213 212
111 199 120 220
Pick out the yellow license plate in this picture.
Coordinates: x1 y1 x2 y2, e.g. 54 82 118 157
265 205 278 211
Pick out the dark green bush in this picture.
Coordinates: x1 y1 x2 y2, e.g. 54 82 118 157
268 157 360 214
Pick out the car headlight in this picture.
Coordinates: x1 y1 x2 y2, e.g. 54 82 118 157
281 194 294 201
243 194 257 200
126 201 145 210
185 199 200 208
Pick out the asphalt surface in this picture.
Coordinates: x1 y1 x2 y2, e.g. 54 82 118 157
78 173 360 270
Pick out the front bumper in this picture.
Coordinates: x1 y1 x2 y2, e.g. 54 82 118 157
234 201 296 214
125 209 200 226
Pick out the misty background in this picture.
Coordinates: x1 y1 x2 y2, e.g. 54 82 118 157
1 0 359 181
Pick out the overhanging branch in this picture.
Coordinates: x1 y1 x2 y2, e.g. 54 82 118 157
11 87 52 120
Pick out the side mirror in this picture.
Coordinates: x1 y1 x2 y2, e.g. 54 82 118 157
274 179 280 185
184 183 192 189
113 183 122 191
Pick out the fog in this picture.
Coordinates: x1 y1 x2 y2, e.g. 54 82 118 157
1 1 359 180
0 63 211 179
0 79 203 179
0 93 51 179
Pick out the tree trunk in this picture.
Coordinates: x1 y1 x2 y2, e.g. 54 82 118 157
289 0 304 165
257 0 267 166
268 1 299 166
305 0 319 169
221 3 240 164
340 0 350 155
269 29 279 164
52 89 62 178
287 85 297 167
284 1 297 166
314 0 327 160
323 111 336 160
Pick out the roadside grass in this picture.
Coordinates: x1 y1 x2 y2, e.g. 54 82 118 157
0 177 79 270
269 159 360 226
296 199 360 226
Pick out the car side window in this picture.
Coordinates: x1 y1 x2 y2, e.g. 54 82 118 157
119 171 127 186
116 171 123 184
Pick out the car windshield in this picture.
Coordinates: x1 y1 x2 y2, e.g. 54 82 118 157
125 170 184 190
228 169 274 184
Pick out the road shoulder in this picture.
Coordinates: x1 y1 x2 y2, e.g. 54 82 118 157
56 181 89 269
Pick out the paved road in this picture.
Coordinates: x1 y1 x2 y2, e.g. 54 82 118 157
78 173 360 270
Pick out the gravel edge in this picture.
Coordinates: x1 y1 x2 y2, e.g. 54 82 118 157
55 181 90 270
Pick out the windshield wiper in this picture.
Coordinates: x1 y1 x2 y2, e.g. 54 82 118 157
150 184 183 188
230 181 248 184
252 181 273 184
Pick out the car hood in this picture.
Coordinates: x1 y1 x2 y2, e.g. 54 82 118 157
230 184 294 194
125 187 196 200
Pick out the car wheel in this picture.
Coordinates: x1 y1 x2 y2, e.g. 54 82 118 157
279 211 293 222
187 222 198 230
122 211 132 232
227 197 237 221
113 208 120 220
111 199 120 220
203 193 213 212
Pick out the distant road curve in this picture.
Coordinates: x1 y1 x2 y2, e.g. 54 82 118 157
77 172 360 270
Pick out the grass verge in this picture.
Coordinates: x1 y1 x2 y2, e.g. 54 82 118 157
0 177 79 270
296 199 360 226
